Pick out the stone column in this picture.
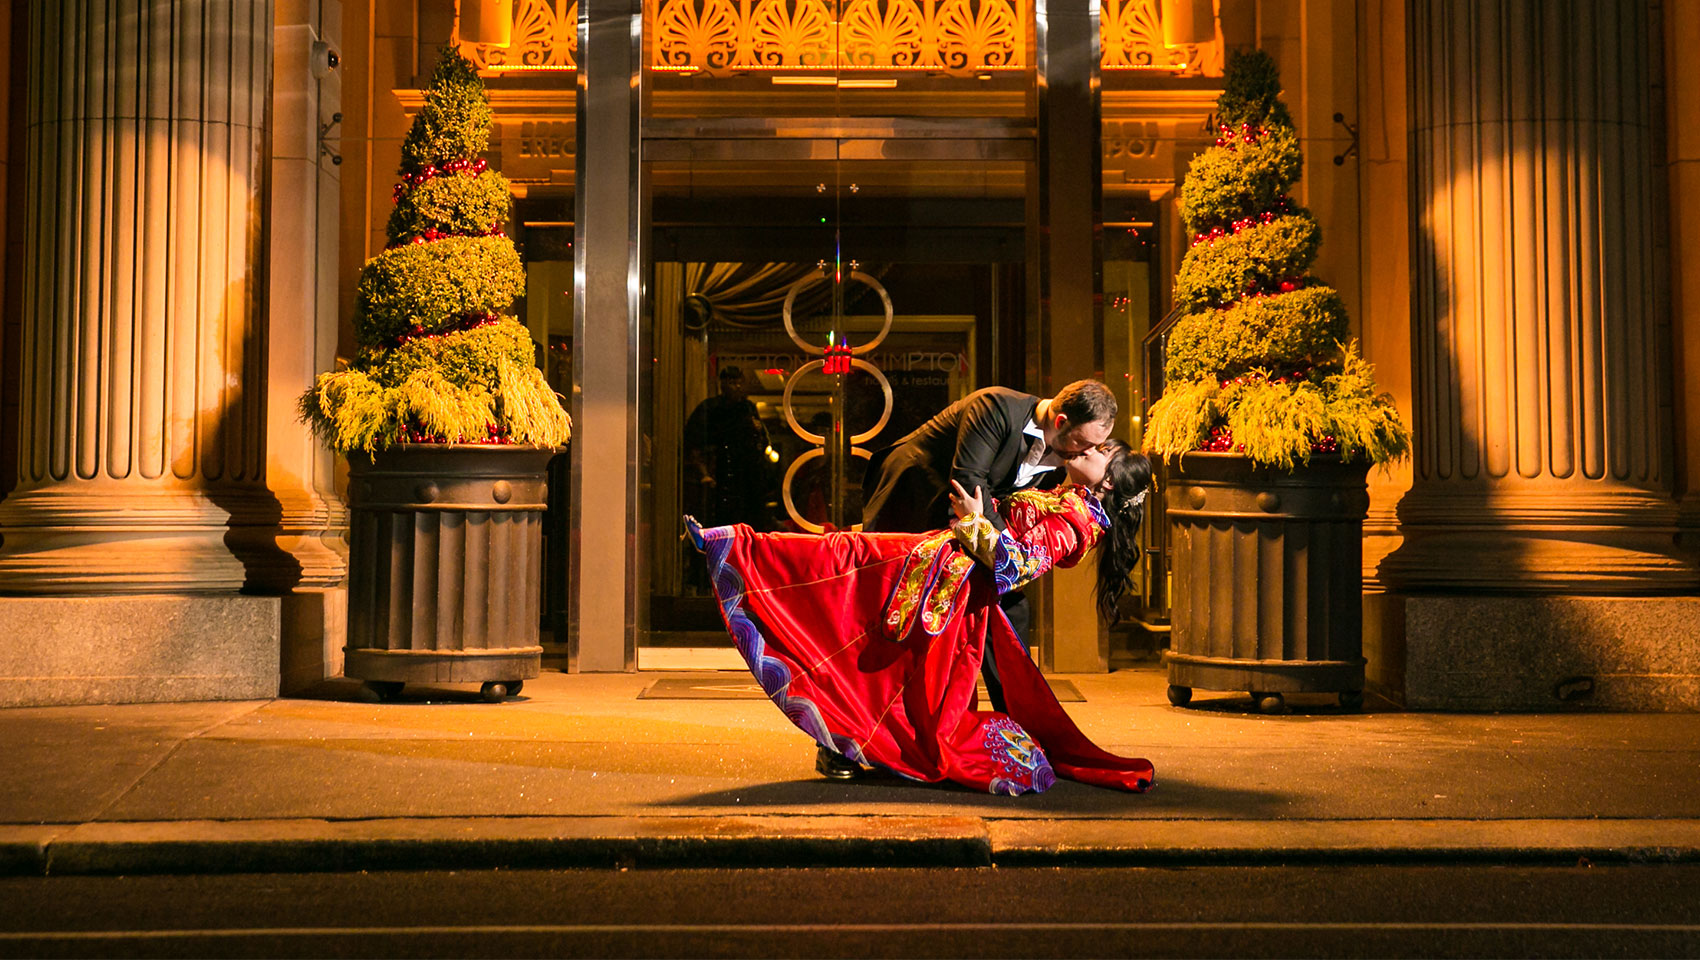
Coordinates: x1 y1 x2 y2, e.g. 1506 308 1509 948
1028 0 1107 673
1667 0 1700 551
1354 0 1418 698
571 0 642 671
270 1 351 692
0 1 280 705
1379 0 1700 709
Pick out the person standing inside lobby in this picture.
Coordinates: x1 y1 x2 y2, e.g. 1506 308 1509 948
683 365 777 532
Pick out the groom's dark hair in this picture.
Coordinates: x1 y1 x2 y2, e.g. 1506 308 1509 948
1052 379 1118 427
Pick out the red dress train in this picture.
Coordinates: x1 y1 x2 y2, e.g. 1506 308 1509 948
690 485 1154 795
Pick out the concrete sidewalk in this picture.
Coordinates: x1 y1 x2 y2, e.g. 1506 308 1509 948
5 667 1699 873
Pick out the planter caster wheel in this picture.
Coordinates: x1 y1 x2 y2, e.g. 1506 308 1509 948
480 681 516 702
1253 691 1285 714
1339 689 1364 711
359 680 403 703
1166 684 1193 707
507 679 523 697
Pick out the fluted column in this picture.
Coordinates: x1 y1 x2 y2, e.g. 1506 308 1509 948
1668 0 1700 550
0 0 276 593
267 7 348 592
1382 0 1697 592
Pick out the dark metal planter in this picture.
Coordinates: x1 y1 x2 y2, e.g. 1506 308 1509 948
1162 452 1371 713
344 444 555 702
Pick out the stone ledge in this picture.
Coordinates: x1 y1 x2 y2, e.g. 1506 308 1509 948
0 595 281 707
988 818 1700 865
1371 595 1700 711
39 816 993 875
0 825 62 875
7 816 1699 875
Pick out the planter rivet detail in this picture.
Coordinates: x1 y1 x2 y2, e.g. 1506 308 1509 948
415 481 439 503
491 480 513 504
1256 491 1281 512
1188 486 1207 509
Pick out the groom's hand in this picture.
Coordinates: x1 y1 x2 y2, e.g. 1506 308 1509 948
949 479 984 521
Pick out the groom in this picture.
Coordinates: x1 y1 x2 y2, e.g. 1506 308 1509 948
813 379 1118 780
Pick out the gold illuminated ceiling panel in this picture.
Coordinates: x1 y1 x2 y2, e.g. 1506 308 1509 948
1101 0 1222 75
649 0 1027 75
455 0 1220 77
461 0 579 71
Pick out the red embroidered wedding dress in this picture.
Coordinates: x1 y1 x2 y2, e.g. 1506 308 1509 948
688 485 1154 795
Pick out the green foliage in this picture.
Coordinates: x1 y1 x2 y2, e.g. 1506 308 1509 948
1144 51 1406 470
366 320 533 387
1317 348 1412 467
300 367 496 453
1178 127 1302 234
495 355 575 446
300 319 573 453
1216 49 1293 131
400 47 492 172
301 44 572 456
1166 286 1349 382
1222 377 1331 469
1172 211 1320 311
352 236 525 345
1144 379 1222 458
386 169 514 243
1146 344 1410 470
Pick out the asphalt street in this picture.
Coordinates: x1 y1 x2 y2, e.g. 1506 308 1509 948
2 864 1698 958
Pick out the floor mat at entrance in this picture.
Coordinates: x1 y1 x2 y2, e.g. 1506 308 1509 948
639 677 1085 702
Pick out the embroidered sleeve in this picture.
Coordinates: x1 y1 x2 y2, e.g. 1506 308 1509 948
882 530 976 640
952 513 1055 595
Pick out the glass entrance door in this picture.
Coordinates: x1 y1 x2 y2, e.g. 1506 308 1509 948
633 0 1036 662
644 249 1023 651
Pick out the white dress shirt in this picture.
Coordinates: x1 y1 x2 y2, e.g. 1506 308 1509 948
1014 419 1063 489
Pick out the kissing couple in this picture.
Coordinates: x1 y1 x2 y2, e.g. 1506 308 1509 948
686 379 1154 795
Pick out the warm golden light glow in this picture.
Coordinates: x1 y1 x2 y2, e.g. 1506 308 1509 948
459 0 518 46
650 0 1026 76
457 0 577 70
453 0 1222 77
1101 0 1221 74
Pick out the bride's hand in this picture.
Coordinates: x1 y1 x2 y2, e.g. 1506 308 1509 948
948 479 984 520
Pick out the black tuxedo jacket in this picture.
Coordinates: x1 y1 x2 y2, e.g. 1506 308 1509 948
861 386 1063 534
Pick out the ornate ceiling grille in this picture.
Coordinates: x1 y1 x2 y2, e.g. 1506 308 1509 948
1101 0 1222 74
461 0 579 70
649 0 1027 75
455 0 1222 77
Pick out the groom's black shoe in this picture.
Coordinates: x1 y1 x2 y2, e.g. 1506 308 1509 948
815 745 862 780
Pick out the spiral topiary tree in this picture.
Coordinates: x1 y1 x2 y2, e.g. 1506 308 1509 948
1144 50 1406 470
301 46 571 454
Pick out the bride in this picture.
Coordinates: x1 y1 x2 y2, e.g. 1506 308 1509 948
685 439 1155 795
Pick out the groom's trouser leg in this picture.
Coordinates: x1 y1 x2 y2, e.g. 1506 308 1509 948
984 591 1031 713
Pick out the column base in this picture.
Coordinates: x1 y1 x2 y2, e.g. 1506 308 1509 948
1365 594 1700 711
1380 486 1699 592
280 587 347 695
0 595 281 707
1680 494 1700 556
0 484 283 594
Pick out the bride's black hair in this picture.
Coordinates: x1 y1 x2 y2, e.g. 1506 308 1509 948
1094 439 1153 623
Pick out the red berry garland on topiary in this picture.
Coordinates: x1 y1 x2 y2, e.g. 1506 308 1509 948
299 46 572 455
1142 50 1409 469
391 157 490 201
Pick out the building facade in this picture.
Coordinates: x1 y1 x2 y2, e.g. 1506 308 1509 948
0 0 1695 710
